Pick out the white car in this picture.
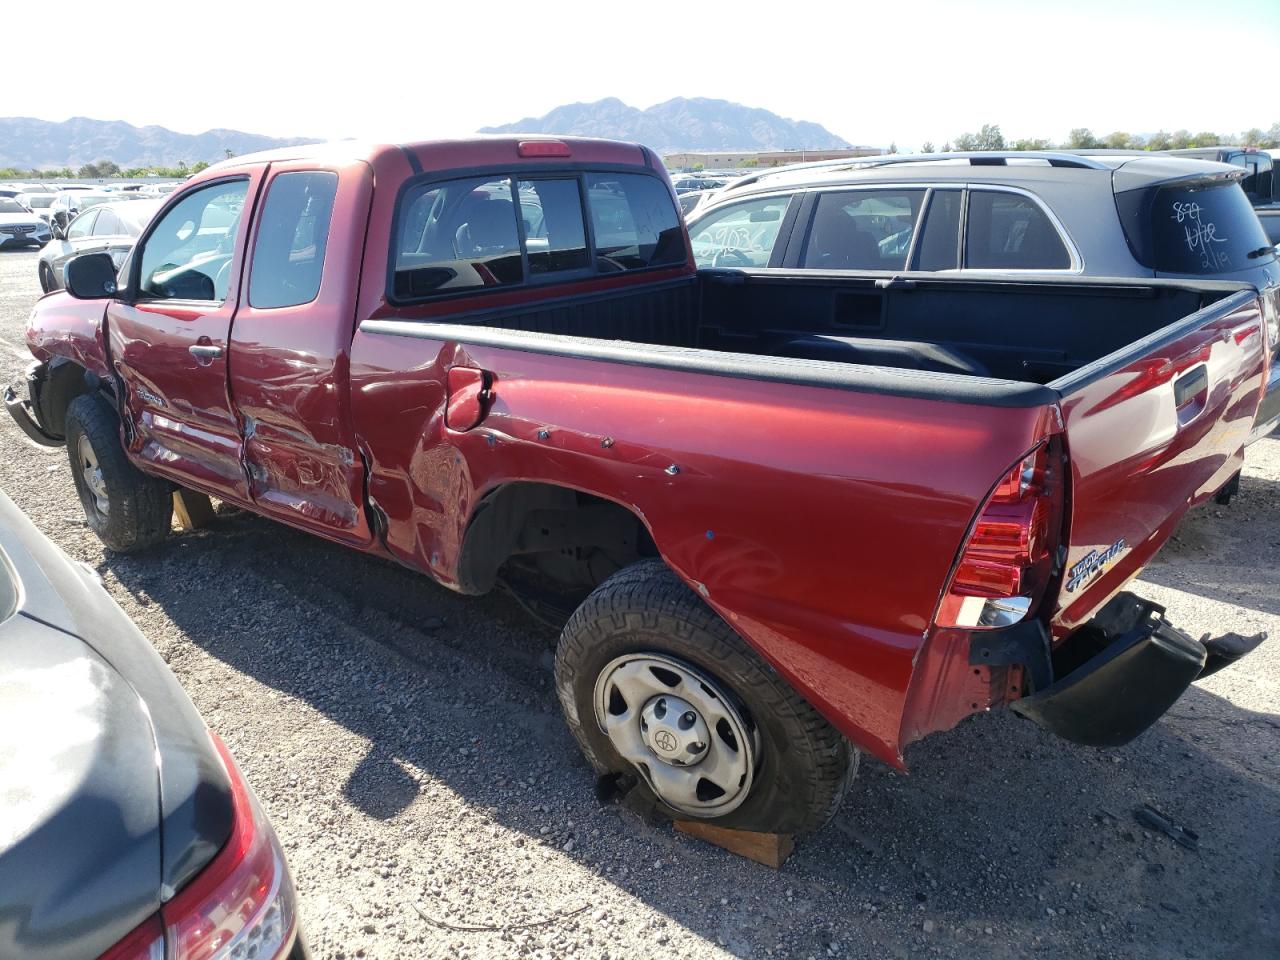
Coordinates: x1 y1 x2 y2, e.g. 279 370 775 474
0 196 53 248
138 182 182 197
16 192 57 224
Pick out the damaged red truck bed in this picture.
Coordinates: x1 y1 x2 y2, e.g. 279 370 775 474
10 136 1269 834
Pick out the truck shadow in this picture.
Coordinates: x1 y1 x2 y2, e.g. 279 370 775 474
97 505 1280 960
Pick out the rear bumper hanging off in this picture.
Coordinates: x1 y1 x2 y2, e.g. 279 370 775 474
1010 593 1266 747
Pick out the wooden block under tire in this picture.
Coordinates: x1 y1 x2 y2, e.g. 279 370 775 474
172 488 216 530
674 820 795 868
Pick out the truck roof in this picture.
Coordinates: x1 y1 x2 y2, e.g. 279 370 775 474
206 136 657 175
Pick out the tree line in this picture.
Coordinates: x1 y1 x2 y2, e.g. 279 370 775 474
0 148 240 182
0 159 212 180
915 122 1280 154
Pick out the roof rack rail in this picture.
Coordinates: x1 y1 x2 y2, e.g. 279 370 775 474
719 150 1111 193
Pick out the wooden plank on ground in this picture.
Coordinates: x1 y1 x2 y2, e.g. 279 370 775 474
172 489 216 530
674 820 795 869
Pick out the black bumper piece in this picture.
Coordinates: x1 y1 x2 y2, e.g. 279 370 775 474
1011 593 1265 747
5 382 62 447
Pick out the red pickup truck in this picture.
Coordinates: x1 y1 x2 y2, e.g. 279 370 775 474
8 137 1269 835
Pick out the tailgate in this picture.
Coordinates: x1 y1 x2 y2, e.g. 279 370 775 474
1051 289 1267 632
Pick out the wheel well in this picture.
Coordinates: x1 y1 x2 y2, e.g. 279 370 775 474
456 482 657 611
37 359 103 440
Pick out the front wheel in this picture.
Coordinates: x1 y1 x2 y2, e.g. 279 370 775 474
555 559 857 835
39 262 55 293
65 394 172 553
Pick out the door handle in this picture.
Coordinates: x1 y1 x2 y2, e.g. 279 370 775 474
1173 364 1208 408
1173 363 1209 424
445 366 495 431
189 344 224 365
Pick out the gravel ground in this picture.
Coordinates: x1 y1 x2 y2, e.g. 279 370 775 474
1 246 1277 960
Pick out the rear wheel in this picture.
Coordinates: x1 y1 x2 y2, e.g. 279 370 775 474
64 394 172 553
555 559 857 835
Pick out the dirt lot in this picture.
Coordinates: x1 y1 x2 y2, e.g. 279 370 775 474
1 247 1277 960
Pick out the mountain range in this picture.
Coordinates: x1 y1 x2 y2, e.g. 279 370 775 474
0 117 317 170
0 98 851 169
479 97 852 153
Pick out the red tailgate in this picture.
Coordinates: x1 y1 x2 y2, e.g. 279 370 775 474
1052 289 1267 634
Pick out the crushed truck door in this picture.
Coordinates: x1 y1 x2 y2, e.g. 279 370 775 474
227 159 376 545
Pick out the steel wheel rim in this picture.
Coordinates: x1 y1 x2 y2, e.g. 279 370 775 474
594 653 756 818
77 434 109 518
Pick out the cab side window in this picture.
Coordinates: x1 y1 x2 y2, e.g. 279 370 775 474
249 171 339 309
964 191 1071 270
138 179 249 302
689 195 792 268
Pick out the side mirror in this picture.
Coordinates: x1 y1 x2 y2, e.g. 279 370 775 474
65 252 120 300
50 220 64 240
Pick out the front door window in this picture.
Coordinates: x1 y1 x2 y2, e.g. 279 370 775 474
138 179 248 301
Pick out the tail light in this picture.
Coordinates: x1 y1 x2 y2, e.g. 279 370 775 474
97 734 298 960
98 916 164 960
1262 284 1279 352
936 438 1064 629
517 139 571 158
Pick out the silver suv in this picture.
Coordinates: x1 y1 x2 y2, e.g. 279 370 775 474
687 151 1280 440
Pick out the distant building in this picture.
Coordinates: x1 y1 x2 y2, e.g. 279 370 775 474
663 147 884 171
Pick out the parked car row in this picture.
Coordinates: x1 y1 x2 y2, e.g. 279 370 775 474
0 180 185 294
38 198 162 291
2 135 1274 956
0 197 52 249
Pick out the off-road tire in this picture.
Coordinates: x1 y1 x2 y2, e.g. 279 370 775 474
555 558 857 835
64 393 172 553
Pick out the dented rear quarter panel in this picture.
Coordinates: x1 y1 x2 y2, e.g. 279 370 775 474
349 331 1054 766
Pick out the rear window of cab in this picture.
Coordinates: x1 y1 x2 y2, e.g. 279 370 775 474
392 171 685 301
1116 179 1276 275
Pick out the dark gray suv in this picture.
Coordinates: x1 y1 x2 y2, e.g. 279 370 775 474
687 152 1280 441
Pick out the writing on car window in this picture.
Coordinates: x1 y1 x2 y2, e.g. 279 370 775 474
690 196 791 268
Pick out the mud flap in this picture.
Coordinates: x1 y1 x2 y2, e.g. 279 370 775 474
1011 593 1265 747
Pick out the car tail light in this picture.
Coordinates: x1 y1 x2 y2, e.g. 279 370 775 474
1262 285 1279 352
162 734 297 960
517 139 571 158
98 915 164 960
96 734 298 960
936 439 1064 629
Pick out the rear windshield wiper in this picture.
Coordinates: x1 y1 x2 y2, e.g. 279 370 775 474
1246 245 1277 259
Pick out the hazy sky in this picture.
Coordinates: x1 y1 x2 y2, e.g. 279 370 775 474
15 0 1280 149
